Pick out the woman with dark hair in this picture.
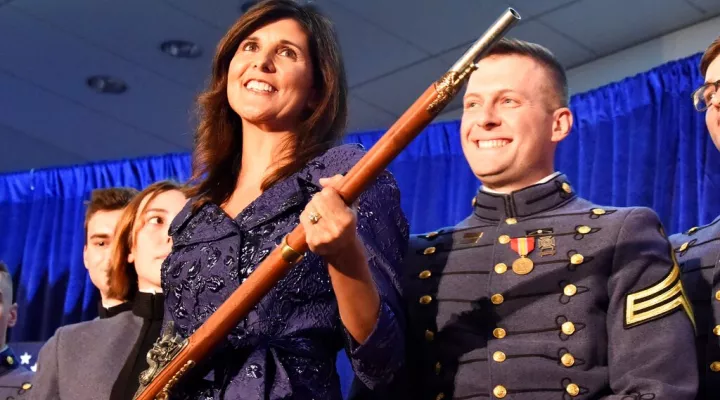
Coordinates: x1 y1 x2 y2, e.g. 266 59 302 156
161 0 408 398
29 181 187 400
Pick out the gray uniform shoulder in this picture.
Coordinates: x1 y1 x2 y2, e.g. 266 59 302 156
54 310 140 342
667 215 720 396
669 215 720 249
30 312 144 400
568 202 666 240
0 367 34 399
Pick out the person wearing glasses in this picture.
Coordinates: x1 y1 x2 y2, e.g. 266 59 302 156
670 35 720 399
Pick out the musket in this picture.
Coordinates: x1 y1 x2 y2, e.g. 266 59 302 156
134 8 521 400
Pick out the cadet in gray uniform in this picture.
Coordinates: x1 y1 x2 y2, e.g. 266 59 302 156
29 181 186 400
0 262 33 399
669 35 720 399
389 39 698 400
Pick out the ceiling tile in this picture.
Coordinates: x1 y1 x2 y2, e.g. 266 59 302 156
329 0 512 55
0 124 86 173
352 57 451 116
10 0 221 90
0 7 195 148
506 20 596 67
439 19 596 68
317 1 430 86
163 0 241 30
0 70 185 163
346 95 398 133
506 0 579 17
685 0 720 14
540 0 705 55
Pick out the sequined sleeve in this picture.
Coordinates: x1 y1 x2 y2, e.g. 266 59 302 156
341 170 409 389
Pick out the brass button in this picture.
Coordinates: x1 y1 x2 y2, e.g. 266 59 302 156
716 291 720 301
563 284 578 297
6 356 13 365
560 353 575 367
561 182 572 193
498 235 511 244
494 263 508 274
570 254 584 265
425 330 435 341
493 351 506 362
576 226 591 234
711 362 720 372
423 246 436 255
561 321 576 335
21 383 31 390
419 295 433 305
435 394 445 400
679 242 689 252
493 328 507 339
425 231 439 239
419 270 432 279
505 217 517 225
435 361 442 374
472 197 477 207
714 325 720 336
591 208 605 215
566 383 580 396
688 227 698 234
493 385 507 398
491 294 505 305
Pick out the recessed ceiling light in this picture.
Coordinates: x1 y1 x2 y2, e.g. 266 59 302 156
86 75 127 94
160 40 202 59
240 0 258 13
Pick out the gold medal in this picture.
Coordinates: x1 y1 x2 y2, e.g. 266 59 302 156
512 256 534 275
509 237 536 275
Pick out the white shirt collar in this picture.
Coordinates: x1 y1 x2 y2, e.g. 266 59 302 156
480 172 561 195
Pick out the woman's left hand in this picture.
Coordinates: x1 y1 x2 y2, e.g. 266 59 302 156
300 174 362 264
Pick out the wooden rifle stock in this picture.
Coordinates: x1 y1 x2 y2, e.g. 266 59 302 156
134 8 520 400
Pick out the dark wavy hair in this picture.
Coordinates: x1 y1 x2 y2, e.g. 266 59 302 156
187 0 348 206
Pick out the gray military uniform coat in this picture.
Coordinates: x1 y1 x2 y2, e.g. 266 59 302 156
0 347 33 400
397 174 697 399
26 310 143 399
670 216 720 399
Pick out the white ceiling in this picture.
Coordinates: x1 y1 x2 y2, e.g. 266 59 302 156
0 0 718 173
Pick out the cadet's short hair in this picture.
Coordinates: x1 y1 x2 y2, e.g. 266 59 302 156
84 187 139 242
700 35 720 78
487 38 569 107
0 261 14 303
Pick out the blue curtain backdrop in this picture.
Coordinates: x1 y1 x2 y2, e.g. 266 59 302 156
1 53 718 391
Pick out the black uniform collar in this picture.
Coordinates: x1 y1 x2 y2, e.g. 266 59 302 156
0 346 20 371
98 300 133 319
472 173 577 221
131 291 165 321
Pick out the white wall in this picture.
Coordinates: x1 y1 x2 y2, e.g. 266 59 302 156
567 15 720 94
